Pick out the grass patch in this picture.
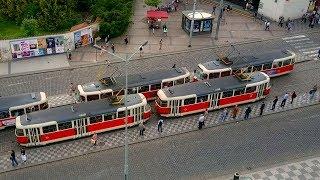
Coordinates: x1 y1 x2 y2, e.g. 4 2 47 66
0 20 25 40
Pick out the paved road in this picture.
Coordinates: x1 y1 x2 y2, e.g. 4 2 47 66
1 104 319 179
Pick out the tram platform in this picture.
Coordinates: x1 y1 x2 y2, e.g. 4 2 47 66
0 91 319 174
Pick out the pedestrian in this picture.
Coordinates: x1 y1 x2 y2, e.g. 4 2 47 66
271 96 278 110
111 43 115 53
105 34 110 47
91 133 98 146
198 114 205 129
69 82 76 95
265 21 270 30
124 35 129 45
302 13 307 23
245 2 249 10
309 85 317 100
318 49 320 58
10 150 18 166
231 105 240 118
163 27 168 36
285 18 290 27
219 108 228 122
291 91 297 104
280 92 289 107
21 148 26 162
259 102 265 116
212 5 216 14
139 121 145 136
172 64 176 68
68 49 72 60
139 46 143 57
157 119 163 133
152 27 155 35
278 16 284 27
159 39 163 50
244 106 252 120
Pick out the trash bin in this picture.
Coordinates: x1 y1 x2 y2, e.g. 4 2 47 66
234 172 240 180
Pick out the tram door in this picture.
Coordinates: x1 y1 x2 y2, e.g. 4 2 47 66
171 100 181 116
73 118 87 138
257 84 266 98
210 93 221 108
26 128 40 146
134 107 142 123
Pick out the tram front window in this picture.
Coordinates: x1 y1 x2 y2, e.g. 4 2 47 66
156 98 167 107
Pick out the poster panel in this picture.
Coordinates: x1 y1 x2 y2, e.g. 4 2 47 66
55 36 65 53
46 37 56 54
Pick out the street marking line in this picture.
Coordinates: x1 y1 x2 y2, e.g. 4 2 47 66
285 38 310 43
303 50 317 54
294 43 317 48
282 35 306 40
309 54 318 57
299 47 320 52
7 82 28 86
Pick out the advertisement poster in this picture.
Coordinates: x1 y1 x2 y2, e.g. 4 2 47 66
10 36 65 59
74 27 93 48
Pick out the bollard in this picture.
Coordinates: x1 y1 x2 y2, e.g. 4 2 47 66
233 172 240 180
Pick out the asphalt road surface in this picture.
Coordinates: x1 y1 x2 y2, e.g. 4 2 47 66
1 104 319 179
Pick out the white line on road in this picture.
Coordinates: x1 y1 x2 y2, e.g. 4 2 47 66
303 50 317 54
294 43 318 48
299 47 320 52
45 76 63 80
282 35 306 40
7 82 28 87
285 38 310 43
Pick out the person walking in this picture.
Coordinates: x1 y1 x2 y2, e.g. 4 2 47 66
139 121 145 136
157 119 163 133
231 105 240 118
219 108 228 122
159 39 163 50
259 102 265 116
309 85 317 100
291 91 297 104
280 92 289 107
21 148 27 163
124 35 129 45
302 13 307 23
105 34 110 47
318 49 320 58
278 16 284 27
139 46 143 57
69 82 76 96
111 43 115 53
198 113 205 129
244 106 252 120
10 150 18 166
265 21 270 30
163 27 168 36
271 96 278 110
91 133 98 146
212 5 216 14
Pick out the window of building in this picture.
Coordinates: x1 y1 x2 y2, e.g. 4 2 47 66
58 121 73 130
42 125 57 133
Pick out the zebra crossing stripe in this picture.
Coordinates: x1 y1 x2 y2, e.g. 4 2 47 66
282 35 306 40
284 38 310 43
302 50 318 54
299 47 320 52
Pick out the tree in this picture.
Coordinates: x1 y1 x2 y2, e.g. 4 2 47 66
144 0 161 7
21 18 39 36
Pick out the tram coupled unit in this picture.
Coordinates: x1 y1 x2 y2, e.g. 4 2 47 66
0 92 48 129
77 67 191 102
195 50 296 80
15 93 151 147
156 72 270 117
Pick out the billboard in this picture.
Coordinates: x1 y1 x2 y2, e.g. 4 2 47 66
74 27 93 48
10 36 65 59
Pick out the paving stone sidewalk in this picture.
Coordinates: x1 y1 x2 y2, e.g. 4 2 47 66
1 91 319 173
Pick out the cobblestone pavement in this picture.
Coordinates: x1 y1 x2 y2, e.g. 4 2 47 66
241 157 320 180
0 90 319 173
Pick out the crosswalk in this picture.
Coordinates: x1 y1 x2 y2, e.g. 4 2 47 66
282 35 319 62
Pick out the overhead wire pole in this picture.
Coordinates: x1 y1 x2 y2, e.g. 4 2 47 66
188 0 197 47
214 0 224 40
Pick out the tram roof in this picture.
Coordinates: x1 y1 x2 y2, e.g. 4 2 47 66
162 72 268 98
19 94 143 126
202 50 292 70
0 93 42 112
81 67 189 92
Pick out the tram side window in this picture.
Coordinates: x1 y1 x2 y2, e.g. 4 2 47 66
117 111 125 118
273 62 282 68
222 90 233 98
245 86 256 93
209 73 220 79
43 125 57 133
175 78 185 85
253 65 262 71
221 71 231 77
244 67 252 73
101 92 112 99
80 95 86 102
184 98 196 105
157 98 167 107
0 111 10 119
58 121 72 130
282 59 291 66
234 88 245 96
163 81 173 87
104 113 116 121
197 95 208 102
40 102 49 110
128 88 137 94
139 86 150 92
150 84 161 90
263 63 272 70
33 105 39 111
202 74 208 80
90 115 103 124
87 95 100 101
16 129 24 136
184 76 190 83
11 109 25 116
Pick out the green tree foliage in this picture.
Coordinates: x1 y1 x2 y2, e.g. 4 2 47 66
144 0 161 7
21 18 39 36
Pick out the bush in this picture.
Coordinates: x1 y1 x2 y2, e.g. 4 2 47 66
144 0 162 7
21 18 39 36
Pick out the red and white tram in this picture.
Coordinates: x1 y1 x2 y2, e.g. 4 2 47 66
15 93 151 146
77 67 190 101
156 72 270 117
195 50 296 80
0 92 48 129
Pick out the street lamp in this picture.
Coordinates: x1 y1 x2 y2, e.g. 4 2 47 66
188 0 197 47
214 0 224 40
98 40 148 180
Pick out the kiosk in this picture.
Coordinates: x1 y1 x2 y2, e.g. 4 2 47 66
181 10 214 35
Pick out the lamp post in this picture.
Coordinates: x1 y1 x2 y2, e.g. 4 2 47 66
188 0 197 47
99 41 148 180
214 0 224 40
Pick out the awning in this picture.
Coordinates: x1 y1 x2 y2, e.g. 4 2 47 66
146 10 169 20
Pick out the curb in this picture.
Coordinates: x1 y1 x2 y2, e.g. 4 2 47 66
1 100 319 174
0 30 319 79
